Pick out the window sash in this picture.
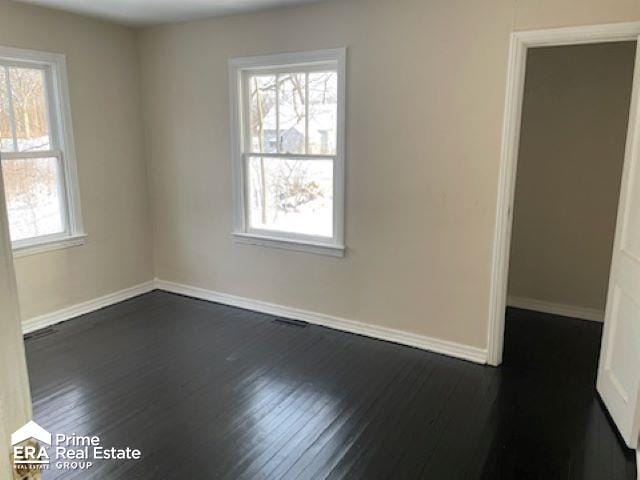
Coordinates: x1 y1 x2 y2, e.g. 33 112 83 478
240 69 339 240
242 153 338 243
0 150 71 240
230 49 346 254
0 46 83 250
241 67 338 157
240 62 336 77
1 149 62 160
1 63 57 155
0 62 68 243
242 152 335 161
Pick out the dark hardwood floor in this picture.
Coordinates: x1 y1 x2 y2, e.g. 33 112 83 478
25 291 637 479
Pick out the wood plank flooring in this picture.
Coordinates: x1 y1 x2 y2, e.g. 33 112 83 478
24 291 637 479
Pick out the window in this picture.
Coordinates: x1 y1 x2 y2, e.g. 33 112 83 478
0 47 84 256
229 49 346 257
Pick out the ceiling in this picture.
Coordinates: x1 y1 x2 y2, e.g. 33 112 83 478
12 0 327 26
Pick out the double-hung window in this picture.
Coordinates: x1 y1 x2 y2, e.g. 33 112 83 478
229 49 346 257
0 47 83 256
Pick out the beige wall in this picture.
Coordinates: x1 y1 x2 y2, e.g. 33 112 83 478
508 42 635 313
138 0 640 351
139 0 514 349
0 0 154 320
1 0 634 348
513 0 640 31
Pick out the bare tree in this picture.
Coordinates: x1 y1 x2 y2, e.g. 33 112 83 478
1 66 58 240
248 71 335 226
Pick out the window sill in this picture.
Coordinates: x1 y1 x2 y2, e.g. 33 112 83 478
232 232 345 258
13 233 87 259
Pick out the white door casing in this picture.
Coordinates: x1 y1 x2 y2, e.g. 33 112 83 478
488 21 640 367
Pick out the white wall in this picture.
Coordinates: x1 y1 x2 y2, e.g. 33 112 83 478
0 0 155 320
508 42 635 314
137 0 640 353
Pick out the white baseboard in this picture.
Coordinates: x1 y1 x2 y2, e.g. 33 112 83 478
21 277 489 364
154 278 488 364
507 296 604 322
22 281 156 334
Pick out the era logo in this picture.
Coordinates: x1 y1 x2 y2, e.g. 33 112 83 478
11 421 51 467
13 442 50 464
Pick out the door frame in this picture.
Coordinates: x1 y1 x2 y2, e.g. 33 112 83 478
487 21 640 367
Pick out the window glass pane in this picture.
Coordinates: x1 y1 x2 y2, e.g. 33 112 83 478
1 157 65 241
277 73 306 154
0 68 13 152
308 72 337 155
249 75 277 153
247 156 333 237
9 67 51 152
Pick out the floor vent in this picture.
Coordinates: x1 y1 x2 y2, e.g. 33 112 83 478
273 318 309 328
24 327 58 341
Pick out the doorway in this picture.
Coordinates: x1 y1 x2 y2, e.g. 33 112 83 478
488 22 640 452
507 41 633 321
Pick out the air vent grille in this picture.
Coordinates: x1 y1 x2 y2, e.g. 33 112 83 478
272 318 309 328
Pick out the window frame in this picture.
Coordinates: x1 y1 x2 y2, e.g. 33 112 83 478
0 46 84 257
229 48 346 257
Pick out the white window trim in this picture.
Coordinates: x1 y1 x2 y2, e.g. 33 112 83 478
228 48 346 257
0 46 85 258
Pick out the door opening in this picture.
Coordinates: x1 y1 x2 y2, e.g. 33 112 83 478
507 41 633 324
488 23 640 451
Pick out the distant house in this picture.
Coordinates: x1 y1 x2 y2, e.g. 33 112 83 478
259 127 303 153
258 126 330 154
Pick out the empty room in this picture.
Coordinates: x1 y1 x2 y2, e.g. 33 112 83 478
0 0 639 479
